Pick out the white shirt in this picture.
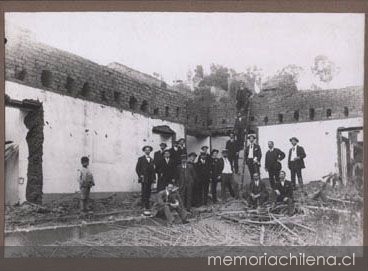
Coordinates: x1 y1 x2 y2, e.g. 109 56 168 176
280 180 285 187
145 156 151 163
248 144 254 159
290 145 298 161
222 158 233 174
165 158 170 164
254 180 259 187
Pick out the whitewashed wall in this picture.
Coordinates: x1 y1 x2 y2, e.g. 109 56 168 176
257 118 363 182
186 135 210 155
6 81 185 194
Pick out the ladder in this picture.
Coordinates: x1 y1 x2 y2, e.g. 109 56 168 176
240 96 252 192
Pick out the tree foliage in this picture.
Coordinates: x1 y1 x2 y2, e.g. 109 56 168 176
198 64 230 91
311 55 340 83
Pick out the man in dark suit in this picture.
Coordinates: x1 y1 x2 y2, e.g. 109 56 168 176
209 149 223 203
265 141 286 189
245 134 262 181
226 132 240 174
288 137 306 189
157 149 176 191
274 171 294 215
170 140 181 166
154 183 189 225
176 153 197 211
248 173 268 208
178 138 187 156
220 149 235 201
136 145 156 214
234 112 247 147
194 152 211 206
153 142 167 182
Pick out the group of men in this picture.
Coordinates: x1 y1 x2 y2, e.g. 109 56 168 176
135 133 307 223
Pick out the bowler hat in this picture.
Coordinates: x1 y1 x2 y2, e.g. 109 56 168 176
142 145 153 152
159 142 167 147
247 134 257 139
211 149 219 154
289 137 299 143
201 146 209 150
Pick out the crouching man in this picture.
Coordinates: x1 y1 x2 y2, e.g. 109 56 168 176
274 171 294 215
248 173 268 208
155 183 189 225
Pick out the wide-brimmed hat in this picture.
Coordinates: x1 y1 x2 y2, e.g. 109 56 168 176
178 138 185 142
289 137 299 143
159 142 167 147
247 134 257 139
201 146 209 151
142 145 153 152
211 149 219 154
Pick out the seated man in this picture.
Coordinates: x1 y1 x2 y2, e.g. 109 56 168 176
274 171 294 215
248 173 268 208
155 183 189 225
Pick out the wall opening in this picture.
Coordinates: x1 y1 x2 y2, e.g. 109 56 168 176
278 114 283 123
81 82 91 97
207 119 213 126
344 107 349 117
222 119 227 124
309 108 315 120
194 115 198 124
263 116 269 125
65 76 75 93
326 108 332 118
141 100 149 112
165 106 170 117
113 91 120 103
176 107 180 117
101 91 108 102
294 110 299 121
153 108 159 115
129 96 138 110
40 70 52 88
15 68 27 81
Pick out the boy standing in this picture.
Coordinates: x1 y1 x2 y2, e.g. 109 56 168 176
78 156 95 214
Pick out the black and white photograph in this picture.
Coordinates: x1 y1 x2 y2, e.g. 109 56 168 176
4 12 364 258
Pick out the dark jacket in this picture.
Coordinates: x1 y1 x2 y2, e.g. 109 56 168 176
209 157 223 181
265 148 286 171
249 180 268 197
195 157 211 183
288 145 306 169
234 116 247 132
274 180 293 199
156 189 181 206
135 155 156 183
153 150 164 173
226 139 240 158
176 161 197 188
160 157 176 181
169 147 181 165
245 143 262 164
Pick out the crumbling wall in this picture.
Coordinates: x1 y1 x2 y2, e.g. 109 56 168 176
24 107 44 204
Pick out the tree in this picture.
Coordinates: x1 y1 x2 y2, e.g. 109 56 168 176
194 65 204 79
311 55 340 83
276 64 304 83
198 64 230 91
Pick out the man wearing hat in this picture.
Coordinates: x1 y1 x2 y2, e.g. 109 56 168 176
136 145 156 213
288 137 306 189
209 149 223 203
176 152 197 211
226 132 240 174
265 141 286 189
200 145 210 159
154 143 167 184
178 138 187 156
154 183 189 225
245 134 262 181
158 149 176 191
194 152 211 206
220 149 235 201
248 172 268 208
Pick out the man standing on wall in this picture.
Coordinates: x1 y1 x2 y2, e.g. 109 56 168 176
226 132 240 174
177 153 197 211
288 137 306 189
234 111 247 147
265 141 285 189
245 134 262 181
136 145 156 216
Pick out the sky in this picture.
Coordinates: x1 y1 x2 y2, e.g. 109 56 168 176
5 12 365 89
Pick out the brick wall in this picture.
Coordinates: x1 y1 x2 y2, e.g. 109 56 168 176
5 33 201 127
250 87 363 127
